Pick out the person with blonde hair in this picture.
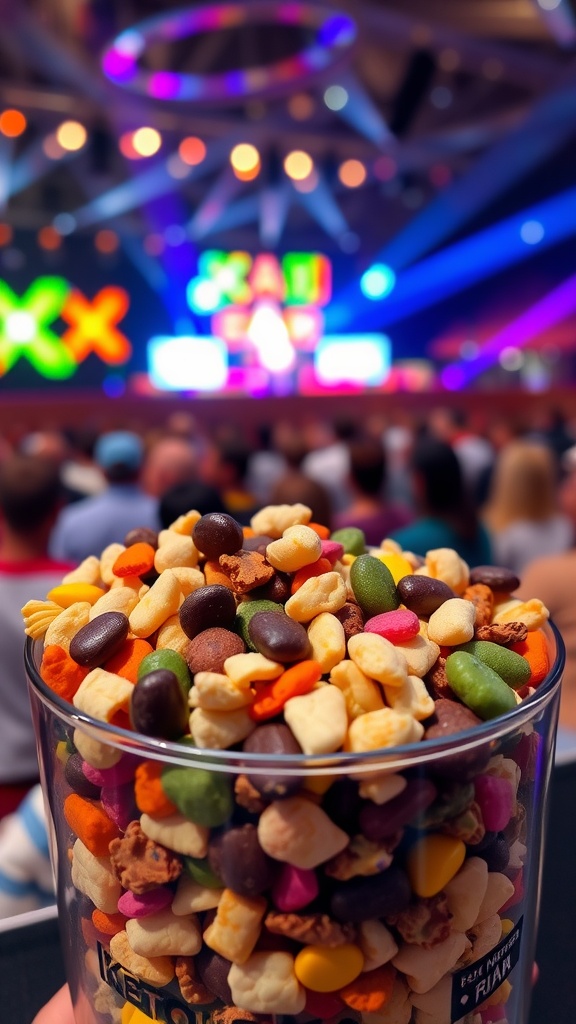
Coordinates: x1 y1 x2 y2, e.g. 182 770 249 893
482 439 573 574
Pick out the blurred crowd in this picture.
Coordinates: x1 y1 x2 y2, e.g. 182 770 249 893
0 402 575 916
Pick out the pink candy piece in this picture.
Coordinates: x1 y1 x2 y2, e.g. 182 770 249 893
100 781 138 830
305 990 345 1019
82 752 141 788
364 608 420 643
480 1005 508 1022
118 887 173 918
271 863 319 912
320 540 345 566
474 774 514 833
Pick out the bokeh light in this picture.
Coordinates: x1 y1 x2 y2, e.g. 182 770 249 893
373 155 397 181
132 127 162 157
43 134 65 160
56 120 87 152
143 233 165 256
287 93 315 121
37 226 62 251
0 109 27 138
283 150 314 181
360 263 396 299
0 223 13 246
179 136 206 166
520 220 545 245
230 143 260 180
324 85 348 111
95 229 120 254
338 159 367 188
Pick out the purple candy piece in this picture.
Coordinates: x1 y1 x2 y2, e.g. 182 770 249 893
359 778 437 841
82 752 141 788
118 887 173 918
479 1005 507 1023
100 781 138 830
474 774 514 833
321 540 345 565
271 863 319 912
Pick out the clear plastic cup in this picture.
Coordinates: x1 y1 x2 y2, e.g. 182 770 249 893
25 623 564 1024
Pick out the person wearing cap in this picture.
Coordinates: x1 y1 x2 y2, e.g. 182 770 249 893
49 431 159 564
518 445 576 729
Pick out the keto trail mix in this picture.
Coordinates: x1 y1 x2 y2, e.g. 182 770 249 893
22 506 555 1024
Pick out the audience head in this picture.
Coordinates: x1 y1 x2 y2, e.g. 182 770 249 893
409 436 467 515
270 474 332 529
0 455 63 537
141 436 196 497
347 436 386 498
159 481 227 530
94 431 144 484
484 440 560 530
202 436 251 490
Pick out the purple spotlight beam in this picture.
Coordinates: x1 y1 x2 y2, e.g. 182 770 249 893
441 270 576 389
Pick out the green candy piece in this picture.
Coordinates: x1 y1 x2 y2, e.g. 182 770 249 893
235 599 284 651
330 527 366 556
349 553 399 617
445 651 517 721
183 856 223 889
138 649 191 698
456 640 531 690
161 765 232 827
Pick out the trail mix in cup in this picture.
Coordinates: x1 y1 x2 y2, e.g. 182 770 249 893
22 505 555 1024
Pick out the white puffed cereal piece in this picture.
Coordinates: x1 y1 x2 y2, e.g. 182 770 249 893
425 548 469 595
154 533 199 572
285 572 348 623
392 932 470 994
109 930 175 987
348 632 408 688
189 672 254 710
224 652 282 687
99 543 125 586
257 797 349 868
228 951 306 1015
250 503 312 539
126 909 202 958
347 708 423 752
307 612 346 672
427 598 476 646
166 510 202 535
171 874 223 915
129 569 181 638
284 685 348 755
443 858 488 932
395 635 440 678
475 871 515 923
409 976 452 1020
73 729 122 769
71 839 122 914
358 919 399 971
140 812 209 857
203 888 267 964
190 707 254 749
358 772 407 805
73 668 133 722
329 660 385 718
61 556 102 586
89 586 140 620
383 674 435 722
21 600 63 639
493 597 549 630
465 914 502 964
266 525 322 573
169 566 205 597
155 614 190 656
44 601 91 651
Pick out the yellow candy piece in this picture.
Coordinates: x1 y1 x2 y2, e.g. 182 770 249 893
294 943 364 992
376 552 413 584
303 774 335 796
485 979 512 1007
47 583 106 608
121 1005 155 1024
407 834 466 898
55 740 69 765
500 918 514 937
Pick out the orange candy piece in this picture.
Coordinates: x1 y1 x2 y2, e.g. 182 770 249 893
134 760 178 817
291 557 334 595
104 638 154 684
40 644 90 702
112 542 156 578
249 660 322 722
339 963 397 1012
63 793 120 857
510 629 550 686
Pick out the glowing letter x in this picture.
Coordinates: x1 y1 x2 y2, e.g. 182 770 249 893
0 277 76 378
62 287 132 364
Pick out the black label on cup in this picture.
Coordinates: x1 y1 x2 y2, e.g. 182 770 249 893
450 916 523 1022
98 942 205 1023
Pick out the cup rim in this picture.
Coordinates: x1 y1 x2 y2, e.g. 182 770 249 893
25 622 565 776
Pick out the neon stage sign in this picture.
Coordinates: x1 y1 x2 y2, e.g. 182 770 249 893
148 250 391 394
0 277 131 379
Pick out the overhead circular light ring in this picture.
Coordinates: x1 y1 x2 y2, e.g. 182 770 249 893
102 1 356 104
